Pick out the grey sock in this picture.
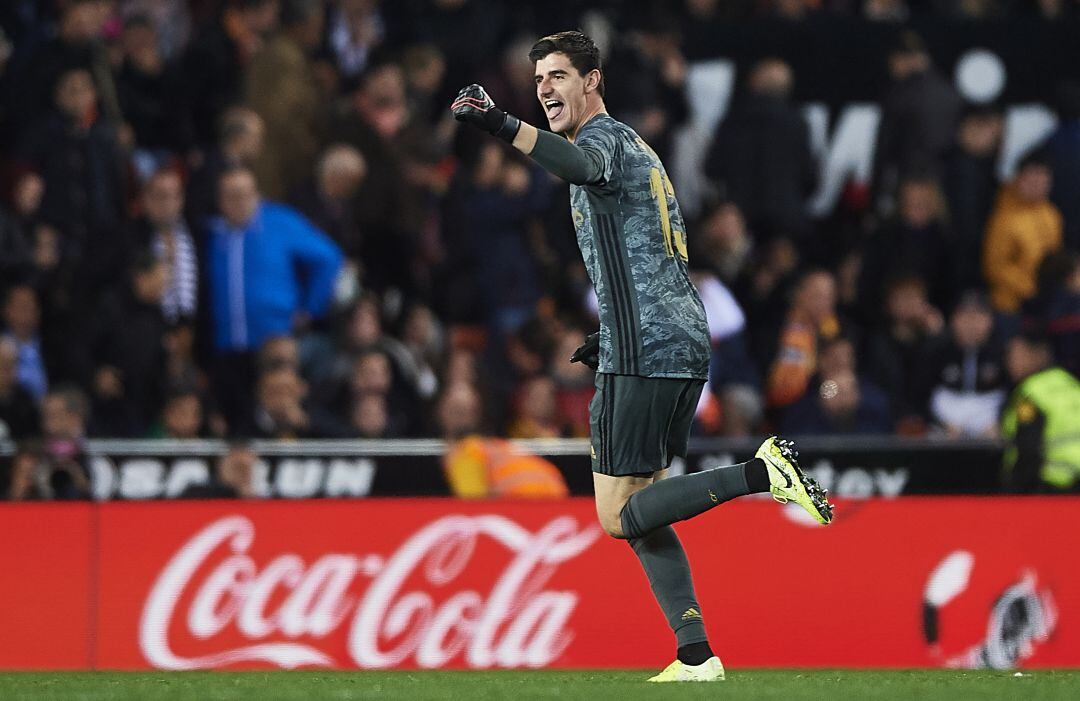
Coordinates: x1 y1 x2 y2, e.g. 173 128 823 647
620 463 752 539
628 526 708 647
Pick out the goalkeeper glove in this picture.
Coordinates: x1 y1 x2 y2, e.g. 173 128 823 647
570 331 600 370
451 84 521 143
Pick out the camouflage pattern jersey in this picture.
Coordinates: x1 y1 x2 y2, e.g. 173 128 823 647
570 113 710 379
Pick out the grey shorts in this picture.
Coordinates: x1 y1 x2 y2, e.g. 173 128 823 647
589 373 705 477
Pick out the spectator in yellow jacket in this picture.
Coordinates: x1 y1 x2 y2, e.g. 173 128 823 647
982 152 1063 313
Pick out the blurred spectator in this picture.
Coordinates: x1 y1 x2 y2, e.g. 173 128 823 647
438 381 568 498
705 58 815 240
983 151 1063 313
398 303 442 401
252 364 313 439
133 169 198 324
0 337 38 441
1043 81 1080 249
115 13 191 175
327 0 385 85
5 0 121 136
180 0 279 148
864 0 910 21
693 271 759 390
872 31 962 215
309 297 428 417
925 291 1006 437
864 276 945 430
766 269 840 409
8 386 91 500
605 17 689 166
716 384 764 438
443 143 551 333
205 166 343 430
860 173 955 315
508 375 562 438
738 236 801 359
781 335 892 435
1 285 48 402
944 106 1004 292
258 333 301 373
186 106 265 229
692 201 754 287
350 391 393 438
180 440 258 498
151 387 206 439
18 67 126 293
245 0 326 199
329 63 419 293
1001 332 1080 492
82 252 169 437
291 144 367 258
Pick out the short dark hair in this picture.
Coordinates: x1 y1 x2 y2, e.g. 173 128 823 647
528 31 604 98
1017 148 1052 174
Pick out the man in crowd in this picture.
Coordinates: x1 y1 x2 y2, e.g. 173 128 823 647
205 165 343 431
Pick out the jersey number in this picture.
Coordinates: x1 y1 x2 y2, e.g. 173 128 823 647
649 167 688 261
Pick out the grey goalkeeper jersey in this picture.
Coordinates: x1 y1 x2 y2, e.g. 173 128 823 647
570 114 710 379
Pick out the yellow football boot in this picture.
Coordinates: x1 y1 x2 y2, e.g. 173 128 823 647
756 436 834 524
646 656 725 682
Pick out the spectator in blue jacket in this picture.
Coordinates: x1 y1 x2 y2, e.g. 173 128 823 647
206 165 344 432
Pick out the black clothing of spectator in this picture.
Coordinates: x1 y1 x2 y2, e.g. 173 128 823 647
943 143 999 293
706 91 816 240
82 280 169 438
18 111 126 295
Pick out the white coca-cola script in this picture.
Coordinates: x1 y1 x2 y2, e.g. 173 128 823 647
139 514 601 669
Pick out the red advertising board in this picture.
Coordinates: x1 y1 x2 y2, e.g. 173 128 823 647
0 497 1075 670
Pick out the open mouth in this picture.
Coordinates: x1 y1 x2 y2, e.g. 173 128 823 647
545 99 564 121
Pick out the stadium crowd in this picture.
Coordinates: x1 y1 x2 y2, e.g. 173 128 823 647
1 0 1079 492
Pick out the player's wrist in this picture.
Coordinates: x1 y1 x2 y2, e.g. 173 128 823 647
488 110 520 143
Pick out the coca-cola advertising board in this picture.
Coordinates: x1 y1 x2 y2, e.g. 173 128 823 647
1 497 1077 670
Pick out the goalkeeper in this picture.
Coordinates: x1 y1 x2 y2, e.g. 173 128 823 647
451 30 832 682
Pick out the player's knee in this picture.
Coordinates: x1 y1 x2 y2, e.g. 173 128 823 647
597 509 627 539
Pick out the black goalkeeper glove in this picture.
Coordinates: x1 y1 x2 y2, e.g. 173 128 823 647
570 331 600 370
450 84 521 143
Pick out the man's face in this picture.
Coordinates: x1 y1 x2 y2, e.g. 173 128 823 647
1016 165 1052 203
143 172 183 227
535 52 595 136
42 396 81 440
55 69 97 120
258 369 304 417
164 395 202 439
438 383 481 439
219 171 260 228
899 181 938 228
797 273 836 322
952 306 992 349
1006 338 1044 382
3 287 40 337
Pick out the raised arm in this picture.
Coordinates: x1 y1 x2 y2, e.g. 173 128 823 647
451 84 606 186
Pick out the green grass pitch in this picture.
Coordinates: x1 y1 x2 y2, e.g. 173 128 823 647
1 670 1078 700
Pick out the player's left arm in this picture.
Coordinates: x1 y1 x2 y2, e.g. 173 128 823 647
451 84 609 186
